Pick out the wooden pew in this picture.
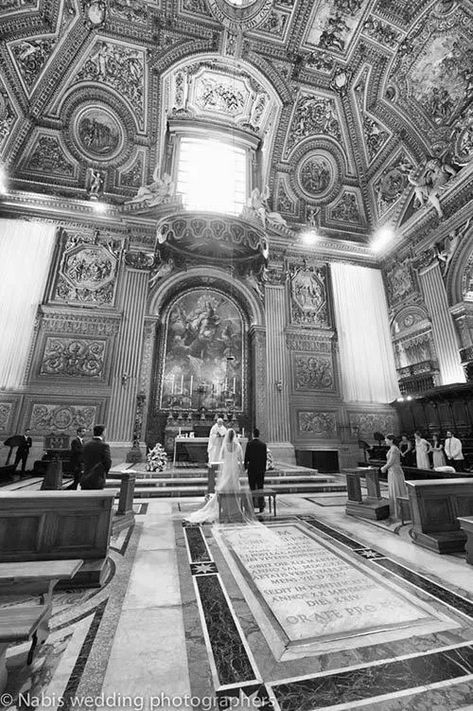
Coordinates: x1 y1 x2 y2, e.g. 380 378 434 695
0 559 82 693
406 478 473 553
0 491 116 586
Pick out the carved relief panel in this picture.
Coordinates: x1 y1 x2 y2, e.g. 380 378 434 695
39 337 107 379
287 332 337 394
32 309 121 384
52 229 122 306
289 261 330 327
28 403 98 434
0 402 14 434
348 411 397 437
297 410 338 438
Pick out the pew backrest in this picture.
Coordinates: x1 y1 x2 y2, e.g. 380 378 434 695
0 491 116 563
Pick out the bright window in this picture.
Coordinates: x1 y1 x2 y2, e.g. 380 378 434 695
176 136 248 215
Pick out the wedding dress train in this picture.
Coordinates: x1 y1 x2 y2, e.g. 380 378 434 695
186 430 255 524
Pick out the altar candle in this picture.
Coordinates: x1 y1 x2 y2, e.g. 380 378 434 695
232 377 236 392
242 427 245 437
180 375 184 394
171 375 175 394
190 375 193 394
225 378 228 391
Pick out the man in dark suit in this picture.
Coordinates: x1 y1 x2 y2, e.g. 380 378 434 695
244 428 267 512
14 429 32 475
68 427 86 490
80 424 111 490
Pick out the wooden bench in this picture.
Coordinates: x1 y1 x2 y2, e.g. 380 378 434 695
407 478 473 553
0 559 82 692
0 491 116 586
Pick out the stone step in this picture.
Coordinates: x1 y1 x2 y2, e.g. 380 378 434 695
106 473 337 488
131 481 347 498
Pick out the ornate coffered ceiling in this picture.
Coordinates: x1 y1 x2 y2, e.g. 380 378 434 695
0 0 472 245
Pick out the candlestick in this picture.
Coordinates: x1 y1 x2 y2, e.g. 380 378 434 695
171 375 175 395
242 427 245 437
180 375 184 394
232 377 236 392
225 378 228 391
190 375 193 393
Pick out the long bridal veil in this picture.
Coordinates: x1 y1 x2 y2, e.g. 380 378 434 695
186 429 256 525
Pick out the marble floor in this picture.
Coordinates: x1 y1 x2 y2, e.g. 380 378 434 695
2 489 473 710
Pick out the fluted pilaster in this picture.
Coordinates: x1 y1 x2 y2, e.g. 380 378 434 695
418 261 465 385
108 268 150 441
265 284 291 442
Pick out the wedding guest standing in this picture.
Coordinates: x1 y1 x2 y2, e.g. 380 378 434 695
399 434 413 467
414 431 431 469
444 430 464 472
381 434 407 520
432 433 446 469
68 426 86 490
14 428 32 475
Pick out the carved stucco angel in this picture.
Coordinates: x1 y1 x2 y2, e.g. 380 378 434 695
435 217 471 276
126 164 175 206
408 157 456 218
247 186 287 229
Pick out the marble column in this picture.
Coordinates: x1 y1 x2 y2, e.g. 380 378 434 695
417 257 465 385
108 257 151 451
264 283 295 462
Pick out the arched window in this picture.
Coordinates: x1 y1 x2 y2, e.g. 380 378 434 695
169 120 259 216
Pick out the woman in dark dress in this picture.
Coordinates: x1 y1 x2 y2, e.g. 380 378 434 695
399 433 413 467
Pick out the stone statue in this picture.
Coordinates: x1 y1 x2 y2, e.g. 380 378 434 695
408 157 456 218
245 186 287 228
126 164 175 206
88 168 103 197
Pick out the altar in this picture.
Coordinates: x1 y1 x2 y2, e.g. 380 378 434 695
173 437 209 467
173 436 248 467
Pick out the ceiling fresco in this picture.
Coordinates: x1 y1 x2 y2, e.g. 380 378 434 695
0 0 472 244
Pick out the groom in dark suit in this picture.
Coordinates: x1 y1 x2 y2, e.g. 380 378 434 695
80 424 111 490
244 428 267 512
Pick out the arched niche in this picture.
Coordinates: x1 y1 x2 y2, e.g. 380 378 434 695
145 266 265 448
154 53 285 186
447 223 473 306
391 304 435 370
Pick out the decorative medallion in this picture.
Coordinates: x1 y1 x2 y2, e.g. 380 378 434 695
294 354 334 392
206 0 273 31
40 338 106 379
297 152 334 199
74 106 124 160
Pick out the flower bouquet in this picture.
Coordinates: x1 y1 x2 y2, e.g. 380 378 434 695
146 443 168 473
266 447 275 471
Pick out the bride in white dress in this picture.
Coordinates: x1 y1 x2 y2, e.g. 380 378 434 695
186 429 255 524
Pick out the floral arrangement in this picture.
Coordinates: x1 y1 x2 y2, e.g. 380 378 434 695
146 443 168 472
267 447 275 470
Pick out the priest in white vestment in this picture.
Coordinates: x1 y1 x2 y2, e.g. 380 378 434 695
207 418 227 463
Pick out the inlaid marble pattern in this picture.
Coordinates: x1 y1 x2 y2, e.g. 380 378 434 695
184 523 211 562
270 643 473 710
195 575 257 686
